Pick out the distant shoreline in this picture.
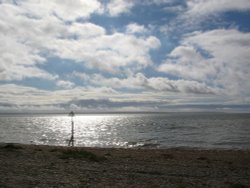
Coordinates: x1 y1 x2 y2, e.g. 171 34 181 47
1 142 250 151
2 142 250 151
1 111 249 116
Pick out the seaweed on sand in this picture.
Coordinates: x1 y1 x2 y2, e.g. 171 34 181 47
59 149 106 162
2 143 23 150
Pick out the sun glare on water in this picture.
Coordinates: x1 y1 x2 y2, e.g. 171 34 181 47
64 114 128 147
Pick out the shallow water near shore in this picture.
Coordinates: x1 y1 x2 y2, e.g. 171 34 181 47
0 112 250 149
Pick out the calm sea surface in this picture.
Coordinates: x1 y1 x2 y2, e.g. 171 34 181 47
0 113 250 149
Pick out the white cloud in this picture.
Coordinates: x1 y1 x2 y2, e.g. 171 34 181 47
0 83 248 112
0 84 117 107
187 0 250 17
158 45 215 81
0 84 51 106
185 29 250 95
106 0 134 16
0 1 161 82
56 80 75 89
1 1 249 112
146 77 218 94
74 72 219 94
16 0 103 21
0 33 56 81
159 29 250 96
68 22 106 38
0 3 60 81
126 23 148 34
72 71 90 81
50 32 160 73
159 0 250 36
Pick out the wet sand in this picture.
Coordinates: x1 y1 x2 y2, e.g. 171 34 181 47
0 143 250 188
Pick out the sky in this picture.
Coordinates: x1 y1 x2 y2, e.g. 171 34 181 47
0 0 250 113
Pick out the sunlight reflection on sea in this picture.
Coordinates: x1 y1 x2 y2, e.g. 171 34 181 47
0 113 250 149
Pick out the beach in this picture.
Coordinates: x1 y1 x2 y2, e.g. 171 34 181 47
0 143 250 188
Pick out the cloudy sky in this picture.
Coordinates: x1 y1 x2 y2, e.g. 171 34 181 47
0 0 250 113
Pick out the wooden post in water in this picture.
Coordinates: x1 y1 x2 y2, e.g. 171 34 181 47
68 111 75 147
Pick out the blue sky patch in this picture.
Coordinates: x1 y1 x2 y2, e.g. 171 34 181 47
0 0 250 112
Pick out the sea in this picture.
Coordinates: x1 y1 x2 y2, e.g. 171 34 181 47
0 112 250 149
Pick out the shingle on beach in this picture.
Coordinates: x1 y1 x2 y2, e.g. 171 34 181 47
1 143 250 188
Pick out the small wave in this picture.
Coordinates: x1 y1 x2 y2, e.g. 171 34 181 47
38 138 59 143
214 141 250 146
126 141 160 149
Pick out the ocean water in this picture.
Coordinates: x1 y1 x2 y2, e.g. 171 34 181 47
0 113 250 149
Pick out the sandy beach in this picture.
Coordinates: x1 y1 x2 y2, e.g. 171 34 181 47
0 143 250 188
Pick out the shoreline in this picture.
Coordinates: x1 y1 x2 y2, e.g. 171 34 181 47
1 143 250 187
2 142 250 151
